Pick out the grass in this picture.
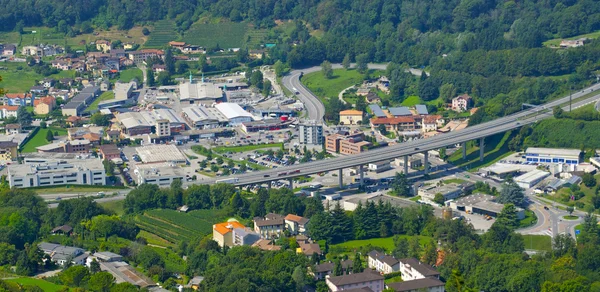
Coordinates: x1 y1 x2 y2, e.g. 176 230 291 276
519 210 537 228
5 278 66 292
332 235 432 252
443 178 467 184
137 230 174 248
543 29 600 47
547 173 600 210
99 200 125 216
213 143 283 153
575 224 584 236
522 235 552 251
563 215 579 220
447 131 515 171
144 20 178 48
28 185 127 194
409 196 421 202
86 91 114 112
182 22 247 48
20 127 68 153
302 69 385 105
114 68 143 83
401 96 423 106
0 62 75 93
385 275 403 284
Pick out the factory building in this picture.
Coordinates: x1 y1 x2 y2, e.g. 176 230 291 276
514 169 551 189
214 103 254 125
525 147 581 165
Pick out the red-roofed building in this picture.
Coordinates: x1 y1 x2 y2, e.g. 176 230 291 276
34 96 56 115
370 117 416 132
4 93 34 106
452 94 472 112
0 105 19 119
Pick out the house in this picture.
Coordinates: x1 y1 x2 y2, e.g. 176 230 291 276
169 41 187 50
249 49 266 59
41 78 56 88
177 205 189 213
98 144 121 160
213 220 259 247
36 140 92 154
187 276 204 290
66 116 85 127
386 278 445 292
284 214 309 235
399 258 440 281
368 250 400 274
251 239 282 251
451 94 472 112
91 251 123 262
253 213 285 239
297 239 322 257
4 124 21 135
152 64 166 73
326 270 385 292
51 225 73 235
96 40 112 53
340 110 363 125
366 91 381 103
0 141 18 161
34 96 56 115
106 130 121 141
38 242 86 266
560 38 586 48
2 44 15 56
0 105 19 119
371 117 417 132
4 93 33 106
311 260 353 280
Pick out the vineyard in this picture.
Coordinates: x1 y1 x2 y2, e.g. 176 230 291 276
144 20 177 48
244 28 268 48
181 22 247 49
135 209 227 245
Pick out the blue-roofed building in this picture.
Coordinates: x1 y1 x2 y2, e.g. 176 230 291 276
415 104 428 115
388 107 411 117
369 104 386 118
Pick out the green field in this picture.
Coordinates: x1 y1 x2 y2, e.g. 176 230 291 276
99 200 125 216
28 185 127 194
302 69 385 105
547 173 600 211
443 178 467 184
182 22 247 48
543 29 600 47
21 127 68 153
137 230 174 248
86 91 114 112
135 209 228 244
447 131 515 171
522 235 552 251
244 28 269 48
0 62 75 93
401 96 423 106
5 278 66 292
213 143 283 153
563 215 579 220
332 235 432 252
519 210 537 228
115 68 143 83
145 20 178 48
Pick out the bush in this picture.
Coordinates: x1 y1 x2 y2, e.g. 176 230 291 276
142 27 150 35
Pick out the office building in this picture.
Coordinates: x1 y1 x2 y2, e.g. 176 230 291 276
525 147 581 165
299 121 323 145
8 159 106 188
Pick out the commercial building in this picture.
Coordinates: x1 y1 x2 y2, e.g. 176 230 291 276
339 109 363 125
128 49 164 63
253 213 285 239
62 86 101 116
39 242 86 266
97 81 137 109
133 165 186 186
326 270 385 292
214 103 254 125
241 119 289 133
98 144 121 160
135 144 187 164
386 278 445 292
418 182 474 205
142 109 187 133
299 121 324 145
450 193 525 219
182 105 228 129
371 117 417 132
115 112 153 136
179 80 224 104
368 250 400 274
525 147 581 165
399 258 440 281
514 169 550 189
8 159 106 188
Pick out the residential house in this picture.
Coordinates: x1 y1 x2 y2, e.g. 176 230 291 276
98 144 121 160
106 130 121 141
560 38 586 48
366 91 381 103
249 49 265 59
253 213 285 239
38 242 86 266
0 141 18 161
128 49 165 63
0 105 19 119
297 237 322 258
187 276 204 290
386 278 445 292
4 124 21 135
2 44 15 56
451 94 472 112
251 239 282 251
36 140 91 154
30 85 47 95
326 270 385 292
41 78 55 88
213 220 259 247
340 110 363 125
284 214 309 235
169 42 187 51
66 116 85 127
34 96 56 115
371 117 417 132
51 225 73 235
96 40 112 53
422 115 444 132
399 258 440 281
4 93 33 106
368 250 400 274
152 64 166 73
311 260 353 280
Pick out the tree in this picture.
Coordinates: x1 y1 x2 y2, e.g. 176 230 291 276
439 83 457 103
582 172 596 188
495 203 519 230
60 265 91 287
249 70 264 89
156 71 171 86
40 121 47 129
321 60 333 79
497 181 525 206
262 80 272 97
142 28 150 35
210 165 219 172
553 106 564 119
378 124 387 136
566 206 574 215
423 239 437 265
393 237 409 259
146 68 155 87
356 53 368 74
164 48 174 74
433 193 445 205
446 269 476 292
89 258 101 274
103 159 115 176
88 271 114 292
45 129 54 142
17 106 32 127
90 113 110 126
291 266 305 291
274 60 287 77
408 237 421 259
352 253 363 273
333 259 343 276
391 172 410 196
342 53 351 70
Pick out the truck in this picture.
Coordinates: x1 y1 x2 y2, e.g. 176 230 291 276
292 87 299 94
215 178 240 184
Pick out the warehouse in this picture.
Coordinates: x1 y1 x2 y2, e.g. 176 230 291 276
525 147 581 165
418 182 475 204
450 193 525 219
181 105 228 129
133 165 186 186
215 103 254 125
135 144 187 164
115 112 153 136
141 109 187 132
179 80 224 104
514 169 550 189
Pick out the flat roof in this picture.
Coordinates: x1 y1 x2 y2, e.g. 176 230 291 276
9 159 104 176
182 105 228 123
526 147 581 157
179 82 223 100
135 144 187 163
514 169 550 183
135 164 187 178
116 112 153 129
346 194 415 209
142 109 186 125
215 103 254 120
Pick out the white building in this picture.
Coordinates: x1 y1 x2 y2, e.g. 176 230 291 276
39 242 86 266
299 121 323 145
525 147 581 165
0 105 19 119
134 165 186 186
8 159 106 188
368 250 400 274
451 94 472 112
214 103 254 125
284 214 309 235
387 278 446 292
399 258 440 281
326 271 385 292
449 193 525 219
179 80 224 103
514 169 550 189
181 105 228 129
135 144 187 164
368 160 392 173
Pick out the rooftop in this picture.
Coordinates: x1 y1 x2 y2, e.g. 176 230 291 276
387 278 445 291
135 144 187 163
415 104 428 115
182 105 228 123
399 258 440 277
525 147 581 157
388 107 411 116
340 109 363 116
368 250 399 266
215 103 254 120
213 221 245 235
327 270 383 286
514 169 550 183
369 104 386 118
284 214 309 225
179 81 223 100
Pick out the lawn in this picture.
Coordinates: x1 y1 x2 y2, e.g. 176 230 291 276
401 96 422 106
443 178 467 184
21 127 68 153
86 91 114 112
563 215 579 220
543 29 600 47
332 235 432 252
144 20 178 48
546 173 600 211
137 230 174 248
28 185 128 194
385 275 403 284
0 62 75 93
522 235 552 251
5 278 66 292
114 68 143 83
575 224 584 237
519 210 537 228
181 22 247 48
409 196 421 202
213 143 283 153
447 131 515 171
99 200 125 216
302 69 385 105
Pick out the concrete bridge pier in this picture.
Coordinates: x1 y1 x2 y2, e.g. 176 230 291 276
424 151 429 175
404 155 409 174
339 168 343 189
288 178 294 190
462 142 467 160
267 181 272 189
359 165 364 187
479 137 485 162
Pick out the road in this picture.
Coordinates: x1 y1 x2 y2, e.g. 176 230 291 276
207 83 600 187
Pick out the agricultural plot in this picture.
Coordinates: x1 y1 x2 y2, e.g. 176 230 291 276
244 28 268 48
182 22 247 49
135 209 223 245
144 20 177 48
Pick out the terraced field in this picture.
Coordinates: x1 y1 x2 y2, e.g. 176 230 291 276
182 22 247 48
144 20 177 48
245 28 268 48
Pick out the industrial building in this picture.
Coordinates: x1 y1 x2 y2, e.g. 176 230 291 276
97 81 137 109
241 119 289 133
418 182 474 204
525 147 581 165
214 103 254 125
62 86 100 116
179 79 224 104
135 144 187 164
115 112 153 136
133 165 186 186
450 193 525 219
514 169 550 189
181 105 228 129
8 159 106 188
299 121 324 145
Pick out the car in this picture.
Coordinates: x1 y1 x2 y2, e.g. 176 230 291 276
414 147 420 150
544 206 549 210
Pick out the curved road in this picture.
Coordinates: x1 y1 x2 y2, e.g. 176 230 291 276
282 63 388 122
